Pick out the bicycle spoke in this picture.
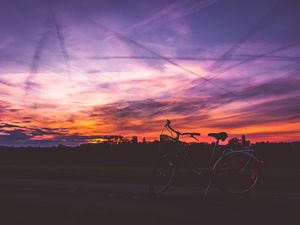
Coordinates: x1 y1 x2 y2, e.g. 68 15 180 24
149 155 176 195
213 153 261 195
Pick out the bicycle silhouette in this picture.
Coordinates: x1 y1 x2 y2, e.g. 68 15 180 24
149 120 262 196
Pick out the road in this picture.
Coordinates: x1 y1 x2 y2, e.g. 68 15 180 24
0 178 299 225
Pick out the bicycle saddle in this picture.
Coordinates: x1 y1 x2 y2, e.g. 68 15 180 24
208 132 228 141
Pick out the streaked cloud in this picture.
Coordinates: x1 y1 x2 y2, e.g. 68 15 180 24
0 0 300 145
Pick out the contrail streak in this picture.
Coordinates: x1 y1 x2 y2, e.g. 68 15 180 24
130 0 219 31
207 0 283 72
208 40 300 80
73 55 300 62
49 2 71 80
86 18 241 98
24 30 51 94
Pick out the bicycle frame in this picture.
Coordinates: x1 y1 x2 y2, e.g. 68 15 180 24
162 136 221 175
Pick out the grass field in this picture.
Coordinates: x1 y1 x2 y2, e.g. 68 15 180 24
0 165 299 181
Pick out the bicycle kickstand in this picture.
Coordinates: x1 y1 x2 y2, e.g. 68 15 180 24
203 178 212 197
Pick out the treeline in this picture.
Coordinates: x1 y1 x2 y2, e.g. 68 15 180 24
0 142 299 168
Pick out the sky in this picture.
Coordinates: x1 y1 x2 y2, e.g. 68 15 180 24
0 0 300 146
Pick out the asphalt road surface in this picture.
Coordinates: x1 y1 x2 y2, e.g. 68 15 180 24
0 178 299 225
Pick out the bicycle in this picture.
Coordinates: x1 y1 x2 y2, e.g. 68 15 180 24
149 120 262 196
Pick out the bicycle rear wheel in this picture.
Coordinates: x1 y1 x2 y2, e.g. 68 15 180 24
213 152 261 195
149 154 176 195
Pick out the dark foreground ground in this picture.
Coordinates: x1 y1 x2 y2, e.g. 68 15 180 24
0 178 299 225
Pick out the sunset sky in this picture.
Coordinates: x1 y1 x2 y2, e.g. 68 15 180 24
0 0 300 146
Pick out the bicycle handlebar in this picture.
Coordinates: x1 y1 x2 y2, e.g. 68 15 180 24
165 120 200 139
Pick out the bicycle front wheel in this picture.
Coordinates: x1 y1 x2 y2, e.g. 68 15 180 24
149 154 176 195
213 152 261 195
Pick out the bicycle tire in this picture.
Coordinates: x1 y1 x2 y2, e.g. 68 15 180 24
149 154 176 195
213 152 261 195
